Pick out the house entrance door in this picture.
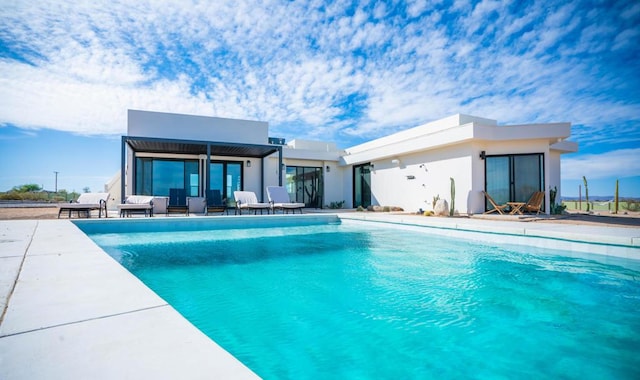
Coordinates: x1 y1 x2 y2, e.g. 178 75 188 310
353 163 372 208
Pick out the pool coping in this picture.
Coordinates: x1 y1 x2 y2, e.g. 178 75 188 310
1 214 639 379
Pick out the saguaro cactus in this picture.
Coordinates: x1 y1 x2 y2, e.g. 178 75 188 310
614 179 619 214
582 176 590 212
449 177 455 216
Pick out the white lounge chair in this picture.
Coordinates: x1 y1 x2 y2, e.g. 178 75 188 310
266 186 305 214
58 192 109 218
117 195 154 217
233 191 271 215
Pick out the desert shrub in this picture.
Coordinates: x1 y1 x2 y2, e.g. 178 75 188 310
328 200 345 209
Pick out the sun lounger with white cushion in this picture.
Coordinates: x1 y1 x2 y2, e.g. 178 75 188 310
266 186 305 214
117 195 154 217
233 191 271 214
57 192 109 218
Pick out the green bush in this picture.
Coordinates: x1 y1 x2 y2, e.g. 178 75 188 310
328 200 345 209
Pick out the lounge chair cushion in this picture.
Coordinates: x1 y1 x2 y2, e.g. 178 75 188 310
266 186 305 209
233 191 270 209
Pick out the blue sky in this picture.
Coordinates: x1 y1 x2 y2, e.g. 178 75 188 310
1 0 639 197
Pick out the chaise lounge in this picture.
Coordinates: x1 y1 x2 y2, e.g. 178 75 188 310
58 192 109 218
117 195 154 217
233 191 271 215
266 186 305 214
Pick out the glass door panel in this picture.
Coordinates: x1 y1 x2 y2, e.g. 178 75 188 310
226 163 242 201
209 163 224 194
354 164 371 208
513 155 543 202
185 161 199 196
485 156 510 207
153 160 184 196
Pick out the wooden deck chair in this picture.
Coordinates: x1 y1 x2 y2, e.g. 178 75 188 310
205 189 227 215
523 191 544 215
167 188 189 215
482 191 509 215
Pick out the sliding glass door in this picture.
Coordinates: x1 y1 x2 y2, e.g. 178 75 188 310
285 166 322 208
209 161 243 202
353 163 372 208
485 154 544 210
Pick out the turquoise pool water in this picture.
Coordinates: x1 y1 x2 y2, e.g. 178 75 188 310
87 220 640 379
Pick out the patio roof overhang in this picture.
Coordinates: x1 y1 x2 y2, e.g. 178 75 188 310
120 136 283 202
123 136 281 158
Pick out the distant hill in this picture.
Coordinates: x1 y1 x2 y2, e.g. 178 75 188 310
561 196 640 202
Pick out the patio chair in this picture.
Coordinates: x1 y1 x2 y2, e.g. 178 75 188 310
482 191 508 215
58 192 109 218
205 189 228 215
167 188 189 215
523 191 544 215
266 186 305 214
233 191 271 215
117 195 154 217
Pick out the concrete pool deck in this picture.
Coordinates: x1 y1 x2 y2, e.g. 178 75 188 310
1 215 639 379
0 220 259 380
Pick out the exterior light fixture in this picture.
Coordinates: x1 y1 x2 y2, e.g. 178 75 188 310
479 151 486 160
246 160 252 167
326 165 330 172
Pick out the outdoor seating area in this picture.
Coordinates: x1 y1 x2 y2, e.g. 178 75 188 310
111 188 307 217
483 191 545 215
57 192 109 218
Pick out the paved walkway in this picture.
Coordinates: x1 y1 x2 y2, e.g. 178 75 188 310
0 220 259 380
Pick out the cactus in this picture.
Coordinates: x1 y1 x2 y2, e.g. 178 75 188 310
449 177 455 216
614 179 619 214
582 176 589 212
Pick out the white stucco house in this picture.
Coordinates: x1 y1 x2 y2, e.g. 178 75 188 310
110 110 577 215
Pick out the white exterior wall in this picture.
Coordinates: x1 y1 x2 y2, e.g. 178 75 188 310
548 150 562 204
369 145 474 213
128 109 268 144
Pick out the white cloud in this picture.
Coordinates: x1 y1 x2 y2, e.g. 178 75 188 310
562 148 640 180
0 0 637 155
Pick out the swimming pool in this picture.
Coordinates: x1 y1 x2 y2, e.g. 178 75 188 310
82 218 640 379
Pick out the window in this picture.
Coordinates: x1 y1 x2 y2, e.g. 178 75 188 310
485 153 544 211
135 158 199 196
